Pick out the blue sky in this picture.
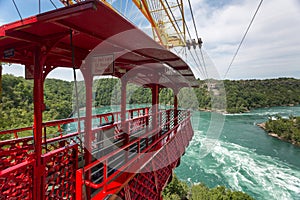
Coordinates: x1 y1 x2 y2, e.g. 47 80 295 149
1 0 300 80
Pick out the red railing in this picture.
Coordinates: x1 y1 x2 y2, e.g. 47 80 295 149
0 107 150 140
42 143 78 200
77 109 192 199
0 160 35 200
0 107 193 200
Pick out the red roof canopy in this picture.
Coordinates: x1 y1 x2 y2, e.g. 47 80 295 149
0 0 198 86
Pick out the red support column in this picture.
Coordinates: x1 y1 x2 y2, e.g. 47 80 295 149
120 78 130 165
0 63 2 100
151 85 159 139
83 72 93 199
76 169 83 200
121 78 128 143
174 94 178 126
33 47 46 200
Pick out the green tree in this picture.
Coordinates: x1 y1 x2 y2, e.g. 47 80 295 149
163 174 188 199
163 175 254 200
265 114 300 145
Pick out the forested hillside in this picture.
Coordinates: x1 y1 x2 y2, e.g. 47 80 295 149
223 78 300 113
1 75 300 133
0 74 73 132
93 78 300 113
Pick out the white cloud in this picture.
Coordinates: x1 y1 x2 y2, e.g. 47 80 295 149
0 19 5 26
188 0 300 79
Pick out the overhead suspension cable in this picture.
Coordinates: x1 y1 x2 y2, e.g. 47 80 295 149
187 0 208 78
199 48 207 77
70 30 81 136
124 0 129 16
49 0 58 9
224 0 264 79
70 28 88 199
128 1 136 21
169 0 207 78
70 29 84 172
169 0 205 77
11 0 23 21
187 0 199 41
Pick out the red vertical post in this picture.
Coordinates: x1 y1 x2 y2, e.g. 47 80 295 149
103 160 108 191
33 47 45 200
121 78 128 143
76 169 83 200
145 107 149 147
0 63 2 100
151 85 159 139
166 109 170 131
120 78 129 163
174 94 178 126
84 72 93 199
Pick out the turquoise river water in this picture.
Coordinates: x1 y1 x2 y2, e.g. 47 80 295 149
176 106 300 200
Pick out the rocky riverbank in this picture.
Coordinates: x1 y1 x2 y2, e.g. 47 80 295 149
257 122 300 146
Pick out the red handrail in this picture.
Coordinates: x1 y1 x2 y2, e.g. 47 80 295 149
81 110 191 190
0 107 150 141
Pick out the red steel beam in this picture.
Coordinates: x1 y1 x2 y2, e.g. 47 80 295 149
83 71 93 199
33 47 46 200
152 84 159 139
121 78 127 140
174 94 178 126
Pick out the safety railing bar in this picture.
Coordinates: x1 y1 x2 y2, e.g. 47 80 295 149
0 107 159 141
93 112 114 119
0 136 34 145
91 148 103 156
125 108 172 124
93 175 104 184
108 155 125 166
129 132 144 139
42 132 79 145
0 159 35 177
42 143 78 161
91 167 104 176
107 166 116 174
109 159 125 169
42 117 85 127
0 126 33 135
93 123 116 131
108 158 126 168
92 140 103 146
0 145 34 155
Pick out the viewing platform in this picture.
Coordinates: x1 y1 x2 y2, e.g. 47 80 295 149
0 107 193 199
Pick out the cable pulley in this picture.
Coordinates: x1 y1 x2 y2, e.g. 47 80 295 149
186 38 203 49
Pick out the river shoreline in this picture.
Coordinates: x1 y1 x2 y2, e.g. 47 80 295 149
257 122 300 147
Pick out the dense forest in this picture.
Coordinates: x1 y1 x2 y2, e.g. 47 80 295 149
223 78 300 113
94 78 300 113
94 77 300 113
0 74 72 132
162 174 254 200
261 115 300 146
1 75 300 133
